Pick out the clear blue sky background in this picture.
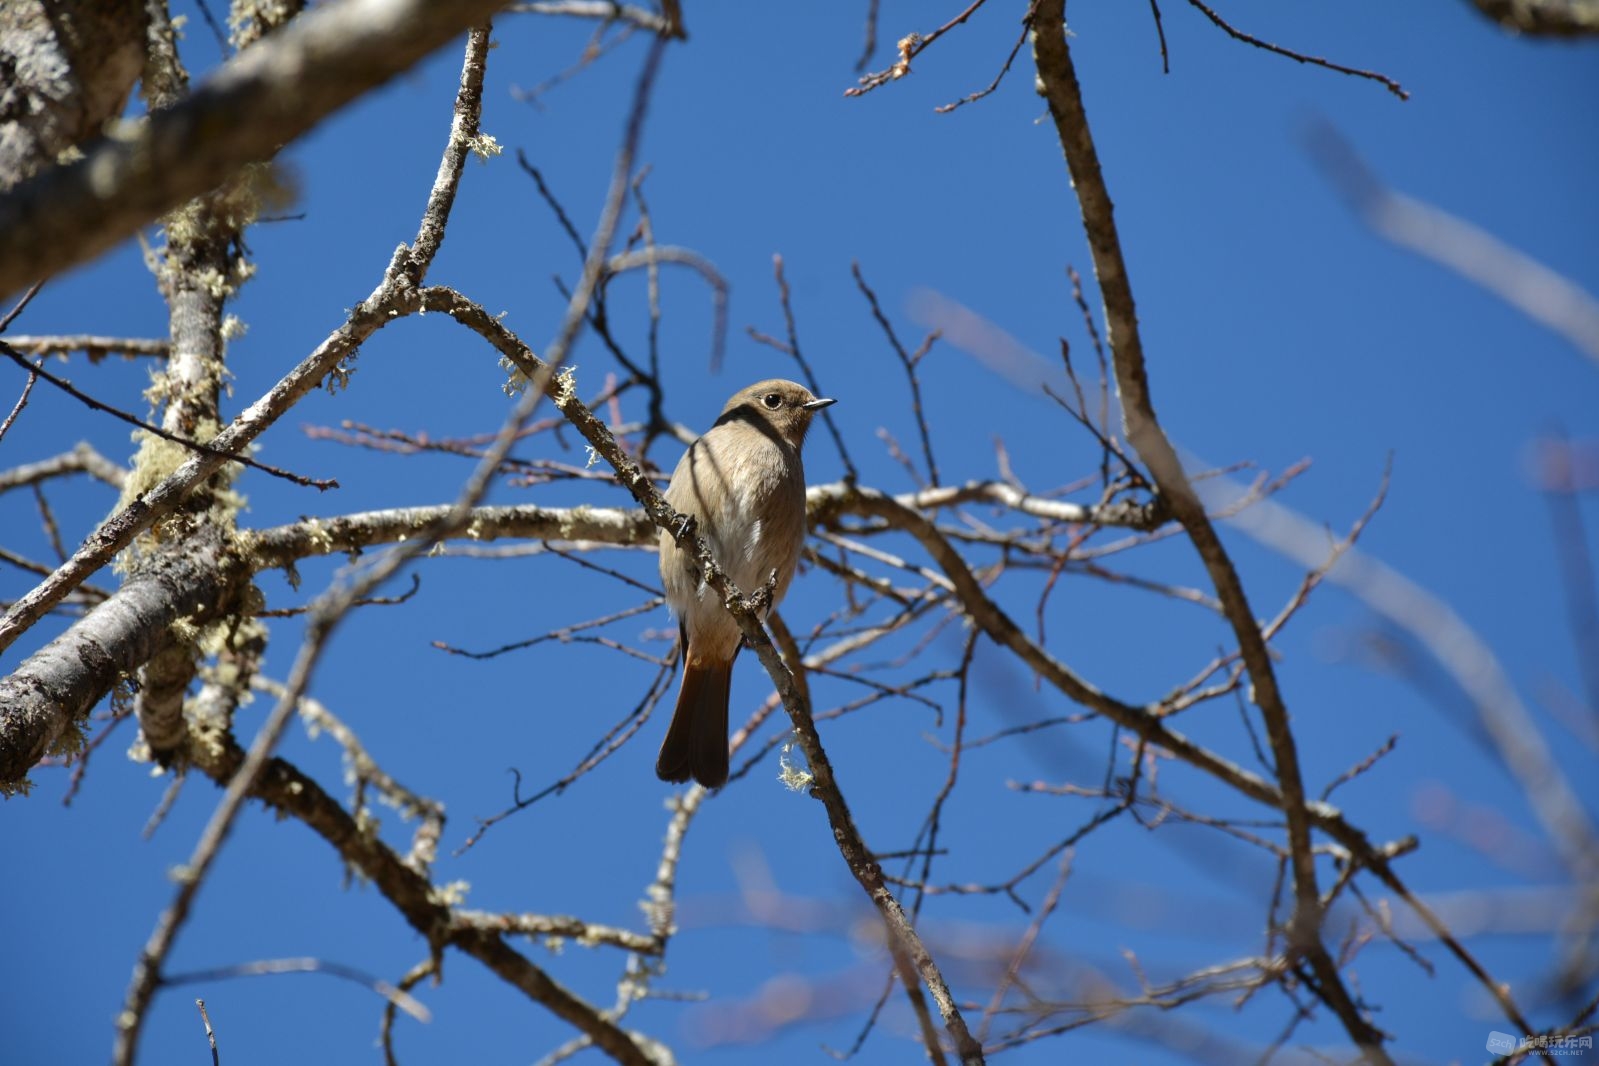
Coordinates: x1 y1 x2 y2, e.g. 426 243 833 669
3 2 1596 1064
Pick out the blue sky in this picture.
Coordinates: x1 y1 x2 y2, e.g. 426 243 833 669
3 2 1597 1064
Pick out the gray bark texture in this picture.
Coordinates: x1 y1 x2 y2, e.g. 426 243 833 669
0 0 505 299
0 501 658 789
0 532 236 787
0 0 145 192
1469 0 1599 34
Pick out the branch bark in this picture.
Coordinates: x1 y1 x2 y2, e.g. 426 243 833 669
1468 0 1599 34
0 478 1157 792
0 0 506 298
179 731 657 1065
113 29 666 1065
410 284 988 1063
1029 4 1390 1055
0 254 404 655
0 529 238 789
0 0 146 191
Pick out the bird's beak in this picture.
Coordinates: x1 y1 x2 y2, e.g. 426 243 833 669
802 397 837 411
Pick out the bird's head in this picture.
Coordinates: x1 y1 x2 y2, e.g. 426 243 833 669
716 378 836 449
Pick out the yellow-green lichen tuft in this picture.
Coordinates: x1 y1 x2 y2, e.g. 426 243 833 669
499 355 529 396
430 880 471 907
324 354 358 394
777 741 814 793
468 132 502 163
554 364 577 405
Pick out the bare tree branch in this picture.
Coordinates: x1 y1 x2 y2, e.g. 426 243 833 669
0 0 146 190
1467 0 1599 35
2 335 170 361
1308 120 1599 370
1181 0 1409 99
2 6 1583 1062
1206 473 1599 887
512 1 685 38
0 340 337 489
0 0 510 299
0 529 239 790
1031 5 1392 1053
113 25 671 1065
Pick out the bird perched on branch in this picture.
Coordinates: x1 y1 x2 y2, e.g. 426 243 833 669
656 379 836 789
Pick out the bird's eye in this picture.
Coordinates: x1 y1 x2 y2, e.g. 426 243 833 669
762 393 782 410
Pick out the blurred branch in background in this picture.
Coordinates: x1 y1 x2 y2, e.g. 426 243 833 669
1533 433 1599 724
1205 470 1599 1010
1307 119 1599 371
1467 0 1599 35
0 0 514 299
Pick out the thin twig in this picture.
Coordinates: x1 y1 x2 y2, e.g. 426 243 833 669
1182 0 1408 99
935 8 1033 114
0 341 336 488
380 959 437 1066
769 254 856 480
855 0 881 71
0 281 44 332
165 958 432 1021
846 0 994 98
853 261 940 484
3 335 169 361
195 999 219 1066
0 359 39 444
1147 0 1170 73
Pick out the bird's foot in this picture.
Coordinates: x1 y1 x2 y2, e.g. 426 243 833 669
746 568 781 615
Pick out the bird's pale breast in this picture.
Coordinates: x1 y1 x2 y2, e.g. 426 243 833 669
659 421 806 661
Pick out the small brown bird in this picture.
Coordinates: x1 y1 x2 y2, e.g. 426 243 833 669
656 379 836 788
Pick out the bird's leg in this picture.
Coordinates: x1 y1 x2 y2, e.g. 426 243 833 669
672 511 711 587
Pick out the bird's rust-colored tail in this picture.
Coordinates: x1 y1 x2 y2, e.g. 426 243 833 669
656 655 732 788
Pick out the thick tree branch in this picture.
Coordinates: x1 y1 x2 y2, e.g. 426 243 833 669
0 17 504 656
0 529 239 790
1468 0 1599 34
1 9 506 782
115 28 667 1065
130 0 248 760
245 479 1162 571
0 0 146 190
0 0 508 299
